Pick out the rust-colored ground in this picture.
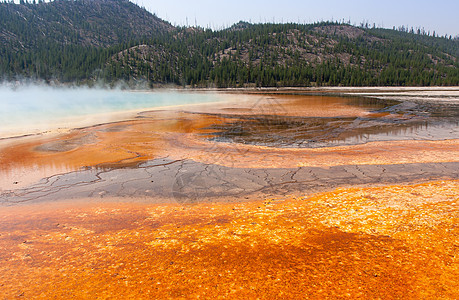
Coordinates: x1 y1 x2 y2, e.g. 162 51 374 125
0 94 368 188
1 93 458 298
1 110 459 189
0 180 458 298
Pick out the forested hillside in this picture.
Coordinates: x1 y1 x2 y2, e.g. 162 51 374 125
1 0 458 87
0 0 172 81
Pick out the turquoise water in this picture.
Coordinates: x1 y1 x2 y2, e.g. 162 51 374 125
0 86 226 138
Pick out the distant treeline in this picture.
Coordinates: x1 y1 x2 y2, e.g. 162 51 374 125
1 0 458 87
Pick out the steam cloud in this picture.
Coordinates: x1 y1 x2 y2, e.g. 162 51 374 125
0 82 224 139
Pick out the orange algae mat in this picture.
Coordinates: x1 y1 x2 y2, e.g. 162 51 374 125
0 180 458 299
2 114 459 190
1 93 458 298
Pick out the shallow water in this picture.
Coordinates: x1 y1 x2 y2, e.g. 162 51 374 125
206 96 459 148
0 86 229 138
1 88 458 299
1 90 459 195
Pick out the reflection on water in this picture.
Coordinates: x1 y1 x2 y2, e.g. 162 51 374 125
1 93 458 193
0 162 76 192
206 96 459 148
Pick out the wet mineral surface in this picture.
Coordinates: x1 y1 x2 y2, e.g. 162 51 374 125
205 96 459 148
0 90 458 298
1 158 459 206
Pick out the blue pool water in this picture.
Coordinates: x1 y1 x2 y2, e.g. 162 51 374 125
0 86 227 138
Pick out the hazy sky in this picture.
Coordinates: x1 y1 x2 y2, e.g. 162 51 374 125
135 0 459 36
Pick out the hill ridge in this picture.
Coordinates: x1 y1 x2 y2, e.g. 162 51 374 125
0 0 458 87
